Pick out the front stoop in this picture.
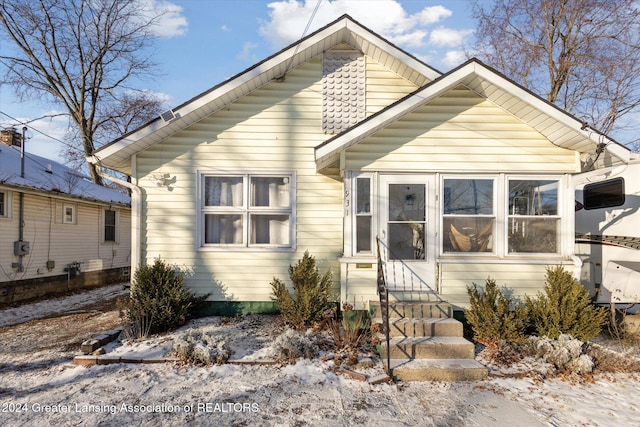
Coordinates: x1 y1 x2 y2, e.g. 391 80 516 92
371 301 487 382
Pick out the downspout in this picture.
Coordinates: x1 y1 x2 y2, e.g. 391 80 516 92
94 165 141 275
17 127 27 272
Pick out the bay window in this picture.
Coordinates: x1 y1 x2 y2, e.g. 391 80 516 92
200 173 294 248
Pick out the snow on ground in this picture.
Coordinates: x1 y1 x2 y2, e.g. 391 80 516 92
1 286 640 426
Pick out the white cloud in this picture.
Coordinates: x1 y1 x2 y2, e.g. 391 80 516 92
237 42 259 62
139 0 188 38
416 5 452 25
260 0 452 49
442 50 467 68
221 24 231 32
428 27 474 47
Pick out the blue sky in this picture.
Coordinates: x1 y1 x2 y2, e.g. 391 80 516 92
0 0 477 164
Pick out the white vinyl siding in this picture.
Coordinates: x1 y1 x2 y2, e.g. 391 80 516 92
135 53 419 301
345 86 578 173
0 192 131 282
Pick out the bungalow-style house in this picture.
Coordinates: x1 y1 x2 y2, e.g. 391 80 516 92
89 15 635 314
0 131 131 304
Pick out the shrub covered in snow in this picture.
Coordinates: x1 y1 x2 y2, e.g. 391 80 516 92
529 334 594 375
270 327 319 363
172 330 232 365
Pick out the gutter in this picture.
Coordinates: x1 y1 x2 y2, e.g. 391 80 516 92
95 165 141 274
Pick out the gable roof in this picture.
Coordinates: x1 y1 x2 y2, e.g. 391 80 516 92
0 145 129 206
89 15 442 174
315 58 634 171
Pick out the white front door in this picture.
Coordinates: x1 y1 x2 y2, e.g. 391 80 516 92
378 174 437 293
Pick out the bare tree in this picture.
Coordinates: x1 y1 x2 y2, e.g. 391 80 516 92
472 0 640 147
0 0 167 184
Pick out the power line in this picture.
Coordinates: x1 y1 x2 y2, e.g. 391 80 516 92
0 110 84 155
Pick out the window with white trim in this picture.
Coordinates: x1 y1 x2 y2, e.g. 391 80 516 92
200 173 294 248
103 209 118 242
508 179 560 253
0 190 7 218
63 204 76 224
443 178 495 253
354 176 373 254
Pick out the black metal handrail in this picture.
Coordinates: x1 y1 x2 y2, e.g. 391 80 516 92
376 237 391 375
376 237 441 300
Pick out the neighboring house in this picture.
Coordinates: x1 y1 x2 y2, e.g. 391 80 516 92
88 15 637 314
0 132 131 304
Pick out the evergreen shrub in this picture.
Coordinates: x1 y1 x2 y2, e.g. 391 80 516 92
270 251 335 329
128 258 207 335
465 278 528 348
525 266 608 341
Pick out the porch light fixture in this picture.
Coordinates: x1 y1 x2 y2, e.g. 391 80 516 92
405 193 414 208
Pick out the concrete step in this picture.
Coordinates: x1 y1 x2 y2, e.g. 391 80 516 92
373 317 463 338
370 301 453 319
380 336 475 360
385 358 488 382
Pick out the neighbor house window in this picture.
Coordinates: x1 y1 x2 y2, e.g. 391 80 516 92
63 204 76 224
443 178 495 253
508 179 560 253
0 190 11 218
200 173 294 248
0 191 5 217
583 178 624 210
104 209 117 242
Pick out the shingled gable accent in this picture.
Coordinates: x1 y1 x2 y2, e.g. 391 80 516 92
88 14 441 175
314 58 632 172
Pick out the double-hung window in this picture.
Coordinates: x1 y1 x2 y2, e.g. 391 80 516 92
104 209 117 242
443 178 495 253
0 190 7 218
508 179 560 254
200 173 294 248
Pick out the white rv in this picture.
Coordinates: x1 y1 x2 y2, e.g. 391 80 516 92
574 160 640 312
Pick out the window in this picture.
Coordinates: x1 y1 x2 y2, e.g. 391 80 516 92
443 179 495 253
355 177 372 253
0 190 10 218
583 178 624 210
200 173 294 248
104 209 117 242
508 179 560 253
63 204 76 224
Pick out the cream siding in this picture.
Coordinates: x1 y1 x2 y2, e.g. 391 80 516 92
438 261 570 309
136 53 416 301
339 86 581 310
346 87 579 173
0 190 131 282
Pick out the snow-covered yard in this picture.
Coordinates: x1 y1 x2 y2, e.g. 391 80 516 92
1 285 640 426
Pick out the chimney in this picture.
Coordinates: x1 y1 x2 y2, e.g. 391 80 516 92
1 128 22 147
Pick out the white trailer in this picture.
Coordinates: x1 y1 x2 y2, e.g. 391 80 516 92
574 160 640 312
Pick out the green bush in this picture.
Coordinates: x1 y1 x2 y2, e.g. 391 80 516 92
465 278 528 348
270 251 335 329
128 258 206 335
525 266 608 341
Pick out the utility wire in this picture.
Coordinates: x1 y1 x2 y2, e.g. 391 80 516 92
0 110 84 155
